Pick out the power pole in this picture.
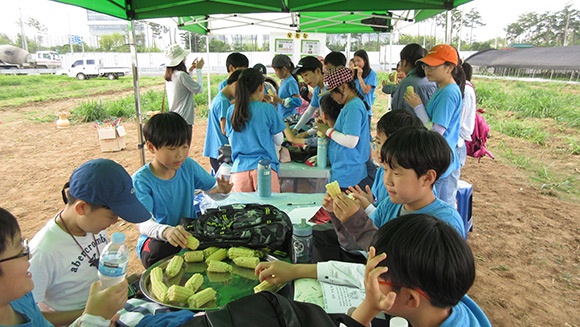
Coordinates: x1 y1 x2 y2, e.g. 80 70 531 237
19 7 28 51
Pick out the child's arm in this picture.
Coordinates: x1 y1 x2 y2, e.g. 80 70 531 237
42 309 85 326
350 247 396 327
283 126 306 145
294 104 318 131
334 193 378 251
70 280 128 327
317 122 359 149
347 185 374 209
255 261 317 284
207 176 233 196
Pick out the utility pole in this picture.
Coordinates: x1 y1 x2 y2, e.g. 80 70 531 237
19 7 28 51
563 10 570 46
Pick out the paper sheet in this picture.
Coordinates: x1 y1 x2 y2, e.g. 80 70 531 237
320 282 366 314
293 278 325 309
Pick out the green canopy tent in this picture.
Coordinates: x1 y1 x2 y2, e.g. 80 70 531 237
52 0 473 164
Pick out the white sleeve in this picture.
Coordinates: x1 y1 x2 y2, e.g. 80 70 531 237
432 123 446 135
137 218 170 241
413 104 431 126
364 204 376 217
294 105 318 131
460 85 477 141
272 132 284 146
326 128 359 149
317 261 365 289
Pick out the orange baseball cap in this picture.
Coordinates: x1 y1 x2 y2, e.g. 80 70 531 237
417 44 458 66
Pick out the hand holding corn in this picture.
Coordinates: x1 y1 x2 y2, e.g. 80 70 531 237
404 85 422 108
163 225 189 248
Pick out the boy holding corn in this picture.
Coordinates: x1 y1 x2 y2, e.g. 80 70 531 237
133 112 233 269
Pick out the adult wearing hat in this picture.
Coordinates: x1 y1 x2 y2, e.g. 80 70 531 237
164 44 204 143
317 67 372 192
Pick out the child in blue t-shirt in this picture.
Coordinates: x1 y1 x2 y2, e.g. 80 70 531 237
226 68 286 193
269 54 302 119
203 69 242 173
133 112 233 268
217 52 248 92
353 49 378 115
405 44 465 208
317 66 372 190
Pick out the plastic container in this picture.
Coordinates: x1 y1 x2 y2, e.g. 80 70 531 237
98 232 129 289
257 159 272 198
292 218 313 263
317 137 328 168
389 317 409 327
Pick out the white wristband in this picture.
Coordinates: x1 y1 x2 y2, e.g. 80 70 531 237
76 314 110 327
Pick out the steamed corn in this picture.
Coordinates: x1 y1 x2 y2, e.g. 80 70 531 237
325 180 341 199
186 235 200 250
165 255 184 278
167 284 195 303
183 250 204 263
227 247 258 260
254 280 277 293
150 267 168 302
184 273 204 293
233 256 260 269
188 287 217 308
207 260 233 273
205 248 227 264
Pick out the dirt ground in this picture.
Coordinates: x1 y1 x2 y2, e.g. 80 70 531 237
0 86 578 327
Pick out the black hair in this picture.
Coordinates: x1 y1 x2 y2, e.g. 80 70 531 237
319 94 342 123
371 213 475 308
380 127 451 182
446 46 466 98
225 52 249 71
227 69 243 85
232 68 264 132
376 110 424 137
462 61 473 81
144 112 191 148
353 49 371 78
324 51 347 68
164 61 187 82
330 80 371 111
0 207 21 276
299 82 311 102
400 43 427 78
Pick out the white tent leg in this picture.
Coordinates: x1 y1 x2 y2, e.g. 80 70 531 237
129 20 146 165
206 35 211 109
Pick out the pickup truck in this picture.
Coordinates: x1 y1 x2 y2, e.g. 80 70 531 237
64 58 130 80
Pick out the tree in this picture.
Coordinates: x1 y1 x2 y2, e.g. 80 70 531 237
99 33 126 51
398 34 438 50
208 39 230 52
0 33 14 45
505 5 579 46
464 9 485 43
25 18 47 49
147 22 170 48
435 9 462 42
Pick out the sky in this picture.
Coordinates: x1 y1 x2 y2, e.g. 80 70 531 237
0 0 576 45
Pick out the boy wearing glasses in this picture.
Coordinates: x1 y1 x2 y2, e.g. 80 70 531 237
28 159 151 326
0 207 127 327
256 213 491 327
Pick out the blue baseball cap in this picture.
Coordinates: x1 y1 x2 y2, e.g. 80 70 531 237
63 159 150 223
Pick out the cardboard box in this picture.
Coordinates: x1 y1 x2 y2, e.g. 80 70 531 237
97 126 126 152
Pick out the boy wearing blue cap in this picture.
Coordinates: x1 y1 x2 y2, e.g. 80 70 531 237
28 159 151 326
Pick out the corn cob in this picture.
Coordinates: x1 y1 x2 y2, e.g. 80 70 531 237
184 273 204 293
202 246 220 258
405 85 415 96
227 246 258 260
204 248 227 264
325 180 341 199
188 287 217 308
233 256 260 269
183 250 204 263
165 255 184 278
254 280 277 293
207 260 233 273
186 235 200 250
150 267 168 302
167 284 195 303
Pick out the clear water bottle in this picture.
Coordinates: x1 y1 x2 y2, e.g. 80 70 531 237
317 137 328 168
292 218 312 263
98 232 129 289
257 159 271 198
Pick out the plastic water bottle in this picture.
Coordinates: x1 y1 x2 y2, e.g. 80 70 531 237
317 137 328 168
257 159 271 198
292 218 313 263
98 232 129 289
389 317 409 327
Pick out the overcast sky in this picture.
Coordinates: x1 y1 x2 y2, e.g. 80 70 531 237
0 0 576 43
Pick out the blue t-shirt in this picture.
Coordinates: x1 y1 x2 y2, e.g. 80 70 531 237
133 157 216 255
328 97 370 188
310 85 322 109
277 75 301 118
217 78 228 92
371 197 466 239
426 84 462 178
203 92 231 159
354 69 377 115
371 165 388 204
6 293 53 327
226 101 286 173
442 295 492 327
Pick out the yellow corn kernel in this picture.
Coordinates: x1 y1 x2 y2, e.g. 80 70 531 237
188 287 217 308
165 255 184 278
202 246 220 258
186 235 200 250
167 284 195 304
150 267 168 302
183 250 205 263
405 85 415 95
233 256 260 269
325 180 341 199
205 248 227 264
227 247 258 260
253 280 277 293
184 273 204 293
207 260 233 273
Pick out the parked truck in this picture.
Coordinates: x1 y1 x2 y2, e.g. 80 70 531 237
0 45 61 69
63 58 130 80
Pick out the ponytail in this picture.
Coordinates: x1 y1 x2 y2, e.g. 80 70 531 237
451 64 466 98
347 80 371 111
232 68 263 132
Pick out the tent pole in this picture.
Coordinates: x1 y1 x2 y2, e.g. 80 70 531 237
445 10 451 44
129 20 146 166
206 35 211 109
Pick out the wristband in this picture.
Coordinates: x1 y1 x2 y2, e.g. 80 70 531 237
327 128 335 139
76 314 110 327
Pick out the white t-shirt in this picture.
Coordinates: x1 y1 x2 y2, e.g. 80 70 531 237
459 81 477 146
29 217 108 311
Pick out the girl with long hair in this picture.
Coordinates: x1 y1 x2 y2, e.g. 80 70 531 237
270 54 302 119
226 68 286 192
352 49 378 113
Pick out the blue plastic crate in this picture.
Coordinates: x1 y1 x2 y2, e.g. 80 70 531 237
456 180 473 236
